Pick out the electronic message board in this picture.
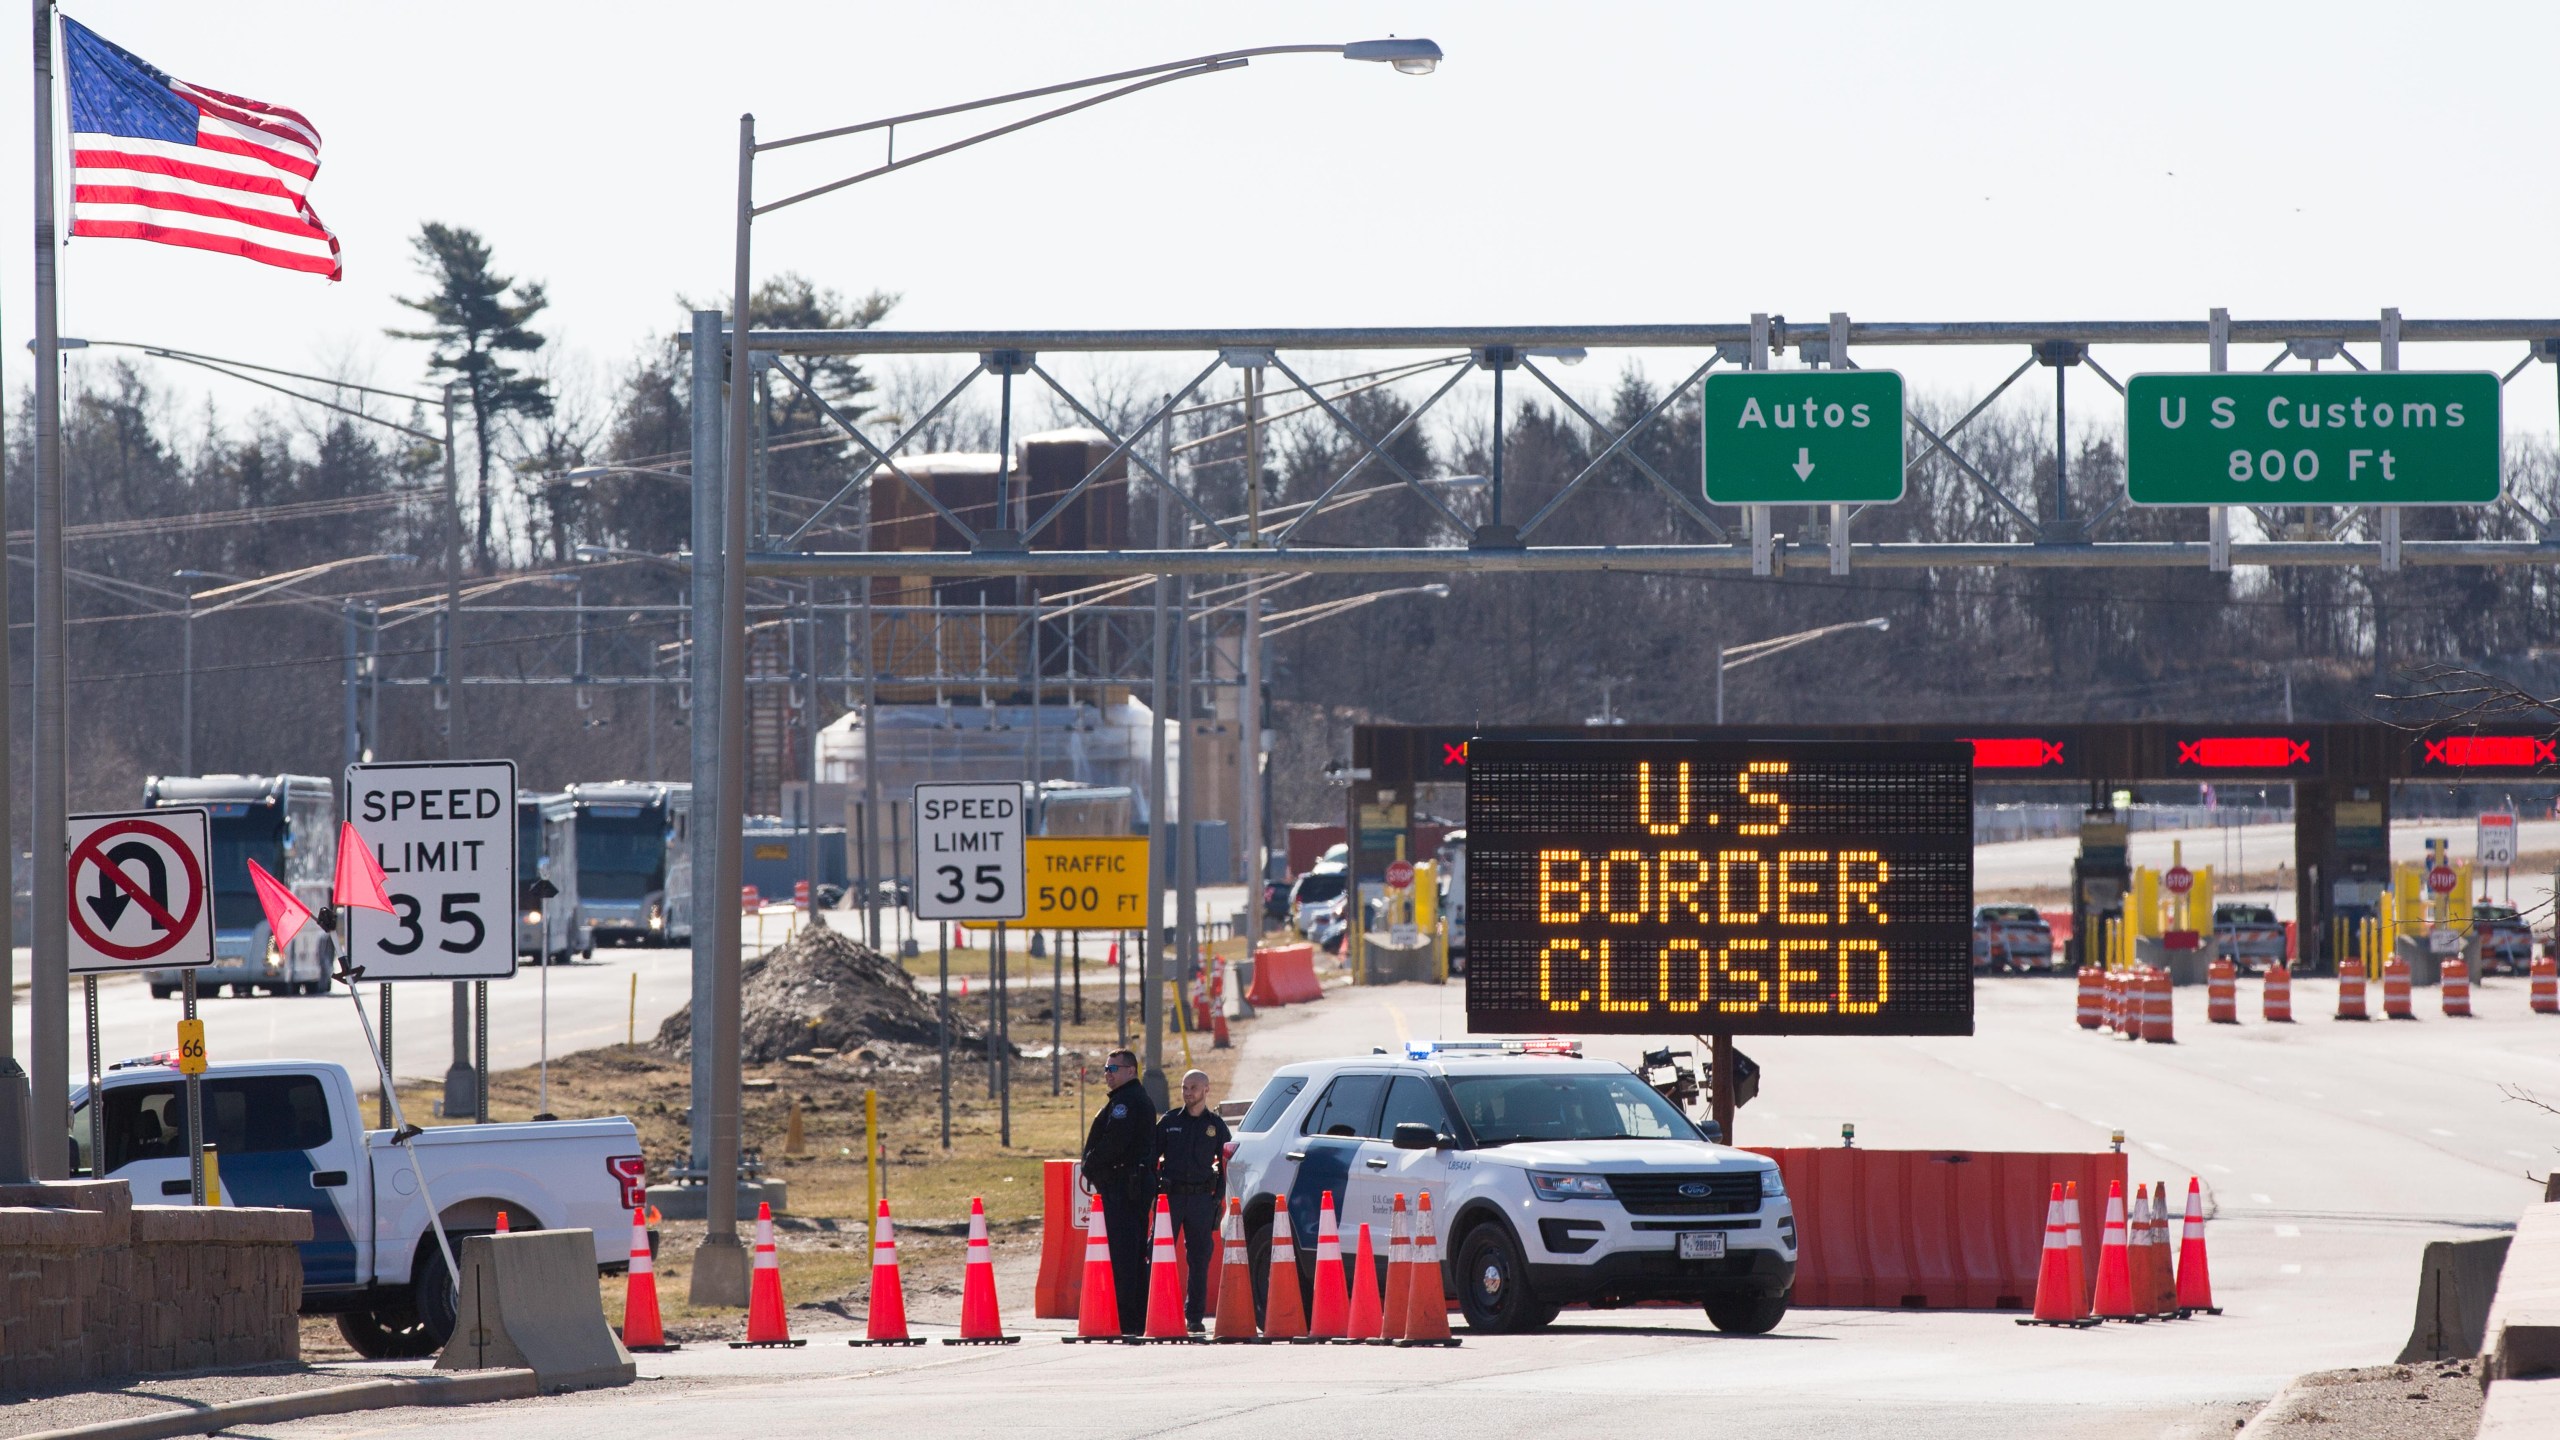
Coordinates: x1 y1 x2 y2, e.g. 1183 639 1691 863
1464 738 1973 1037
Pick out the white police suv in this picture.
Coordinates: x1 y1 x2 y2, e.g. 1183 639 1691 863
1225 1040 1795 1334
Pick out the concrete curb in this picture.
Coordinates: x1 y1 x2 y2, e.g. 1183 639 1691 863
12 1368 540 1440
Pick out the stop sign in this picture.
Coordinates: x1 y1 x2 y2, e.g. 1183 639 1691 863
2163 866 2193 895
1386 860 1415 890
2426 864 2458 895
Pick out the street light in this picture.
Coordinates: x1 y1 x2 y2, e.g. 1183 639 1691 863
1715 616 1892 724
1259 582 1450 638
693 37 1442 1301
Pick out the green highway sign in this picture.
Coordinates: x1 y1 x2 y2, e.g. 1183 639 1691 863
1701 370 1906 505
2125 372 2500 506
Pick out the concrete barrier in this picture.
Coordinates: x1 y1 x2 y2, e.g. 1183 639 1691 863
436 1229 635 1392
1749 1148 2127 1309
1358 934 1440 985
1246 944 1323 1006
2396 1234 2511 1361
2485 1203 2560 1381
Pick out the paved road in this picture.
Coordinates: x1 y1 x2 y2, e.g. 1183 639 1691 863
2 899 825 1088
247 969 2552 1440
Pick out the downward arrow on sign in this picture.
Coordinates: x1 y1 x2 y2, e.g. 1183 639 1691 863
1793 447 1815 481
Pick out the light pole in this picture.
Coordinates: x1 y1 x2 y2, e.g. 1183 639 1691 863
1714 616 1892 725
694 36 1441 1299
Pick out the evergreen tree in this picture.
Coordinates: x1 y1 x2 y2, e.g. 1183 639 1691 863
388 222 552 570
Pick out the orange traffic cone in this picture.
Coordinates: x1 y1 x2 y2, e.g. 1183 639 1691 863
1377 1193 1412 1344
2090 1181 2139 1321
1262 1205 1308 1340
1395 1192 1458 1346
1143 1197 1194 1341
943 1197 1020 1345
1305 1191 1350 1341
2176 1177 2221 1315
621 1206 677 1351
2063 1182 2089 1315
1212 1198 1262 1342
847 1198 923 1346
494 1210 510 1233
731 1201 807 1348
1344 1223 1384 1341
2017 1182 2098 1328
1067 1194 1123 1342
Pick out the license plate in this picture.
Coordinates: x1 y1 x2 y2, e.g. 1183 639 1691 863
1677 1231 1727 1260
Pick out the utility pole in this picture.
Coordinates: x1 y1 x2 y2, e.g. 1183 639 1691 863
1239 367 1266 951
685 308 727 1218
1143 402 1171 1101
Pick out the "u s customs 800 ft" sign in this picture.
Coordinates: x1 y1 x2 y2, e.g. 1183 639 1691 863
1464 738 1974 1036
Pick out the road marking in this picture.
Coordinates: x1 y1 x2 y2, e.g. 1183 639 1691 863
2274 1225 2301 1238
2305 1091 2326 1100
2428 1128 2458 1138
2507 1150 2536 1160
2361 1108 2386 1118
2143 1141 2173 1155
2281 1263 2302 1274
2251 1194 2273 1205
2250 1075 2274 1085
2207 1163 2233 1174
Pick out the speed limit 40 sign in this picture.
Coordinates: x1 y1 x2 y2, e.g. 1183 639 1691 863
913 782 1025 921
343 760 518 980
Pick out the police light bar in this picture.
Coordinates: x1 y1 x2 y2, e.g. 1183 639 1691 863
1405 1037 1584 1059
108 1050 179 1071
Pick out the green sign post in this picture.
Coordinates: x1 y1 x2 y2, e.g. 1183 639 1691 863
2125 373 2500 505
1701 370 1906 504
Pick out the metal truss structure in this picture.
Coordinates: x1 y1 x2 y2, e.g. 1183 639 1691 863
725 311 2560 583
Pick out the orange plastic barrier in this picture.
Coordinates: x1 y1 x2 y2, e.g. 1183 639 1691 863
1247 943 1323 1007
1749 1148 2128 1310
1034 1159 1092 1319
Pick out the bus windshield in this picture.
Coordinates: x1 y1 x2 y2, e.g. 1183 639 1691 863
208 813 286 930
578 811 667 899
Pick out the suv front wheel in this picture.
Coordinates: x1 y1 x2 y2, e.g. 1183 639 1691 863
1455 1223 1555 1334
1703 1291 1789 1335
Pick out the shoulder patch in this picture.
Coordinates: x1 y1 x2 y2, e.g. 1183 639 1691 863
1111 1103 1127 1118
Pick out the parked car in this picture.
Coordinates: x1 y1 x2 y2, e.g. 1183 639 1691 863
1290 865 1349 937
1971 904 2055 973
2471 903 2536 975
72 1057 643 1360
2212 903 2288 973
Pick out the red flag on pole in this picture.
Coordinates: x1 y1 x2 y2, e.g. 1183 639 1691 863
334 821 395 914
247 858 316 950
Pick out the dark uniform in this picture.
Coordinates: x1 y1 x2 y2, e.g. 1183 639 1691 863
1153 1104 1233 1329
1081 1076 1158 1333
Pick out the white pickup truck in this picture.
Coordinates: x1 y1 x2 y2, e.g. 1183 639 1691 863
71 1057 645 1359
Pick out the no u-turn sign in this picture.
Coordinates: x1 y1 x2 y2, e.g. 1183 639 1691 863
68 808 213 974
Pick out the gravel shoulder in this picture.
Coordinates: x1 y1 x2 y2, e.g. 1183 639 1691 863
0 1363 387 1438
2240 1360 2484 1439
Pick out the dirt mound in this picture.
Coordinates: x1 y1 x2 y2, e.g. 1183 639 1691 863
657 924 971 1062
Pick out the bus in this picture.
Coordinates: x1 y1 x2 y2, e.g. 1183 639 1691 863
517 791 591 964
566 781 691 946
141 774 335 998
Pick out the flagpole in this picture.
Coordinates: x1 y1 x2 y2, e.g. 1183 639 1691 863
28 0 72 1179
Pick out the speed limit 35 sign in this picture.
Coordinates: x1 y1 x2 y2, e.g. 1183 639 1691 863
913 782 1025 922
343 760 519 980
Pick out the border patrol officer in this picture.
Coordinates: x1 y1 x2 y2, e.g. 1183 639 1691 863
1082 1048 1157 1333
1153 1067 1232 1331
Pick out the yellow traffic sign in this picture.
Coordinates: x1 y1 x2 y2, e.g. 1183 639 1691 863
1018 837 1150 929
176 1017 207 1075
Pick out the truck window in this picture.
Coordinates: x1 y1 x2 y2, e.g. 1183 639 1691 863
1238 1076 1306 1133
1299 1073 1387 1137
93 1074 333 1175
1377 1074 1452 1138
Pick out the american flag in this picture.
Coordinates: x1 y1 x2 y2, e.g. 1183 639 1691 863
59 16 341 280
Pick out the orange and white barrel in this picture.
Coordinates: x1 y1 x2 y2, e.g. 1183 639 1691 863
2337 961 2368 1020
2206 959 2238 1024
2142 967 2176 1044
2262 964 2293 1023
2076 965 2104 1030
2382 956 2414 1020
2441 957 2472 1017
2532 955 2558 1015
